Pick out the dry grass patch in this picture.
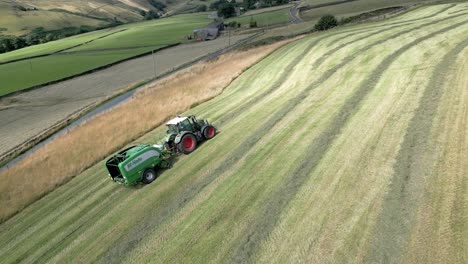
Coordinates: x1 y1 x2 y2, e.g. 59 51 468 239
0 39 293 223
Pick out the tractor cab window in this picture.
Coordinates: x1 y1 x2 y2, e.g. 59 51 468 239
178 119 192 131
167 124 178 134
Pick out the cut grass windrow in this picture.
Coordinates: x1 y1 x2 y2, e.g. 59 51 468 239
0 177 109 256
226 17 468 263
214 4 459 126
98 12 468 262
365 37 468 264
7 183 123 263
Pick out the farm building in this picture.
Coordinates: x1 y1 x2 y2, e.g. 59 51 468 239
193 21 224 41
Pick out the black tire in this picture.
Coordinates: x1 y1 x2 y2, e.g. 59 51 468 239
178 133 197 154
142 168 156 184
203 125 216 140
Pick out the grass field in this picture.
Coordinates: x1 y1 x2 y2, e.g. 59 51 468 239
226 8 292 27
300 0 434 22
0 13 210 96
0 2 467 263
16 0 148 23
0 28 123 63
0 2 106 36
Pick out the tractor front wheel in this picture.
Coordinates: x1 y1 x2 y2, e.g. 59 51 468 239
203 125 216 140
178 134 197 154
142 168 156 184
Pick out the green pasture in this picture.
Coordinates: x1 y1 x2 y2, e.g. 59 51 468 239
0 13 210 96
226 8 292 27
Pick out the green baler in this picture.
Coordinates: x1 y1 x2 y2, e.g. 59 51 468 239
104 115 216 185
105 144 170 185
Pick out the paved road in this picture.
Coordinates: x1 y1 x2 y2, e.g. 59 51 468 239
290 2 303 24
0 34 252 161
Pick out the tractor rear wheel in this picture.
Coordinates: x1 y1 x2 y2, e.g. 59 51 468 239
178 134 197 154
142 168 156 184
203 125 216 140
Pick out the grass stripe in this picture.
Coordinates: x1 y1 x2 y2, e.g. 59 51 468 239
365 37 468 264
0 178 109 256
214 5 462 127
6 183 120 263
226 18 468 264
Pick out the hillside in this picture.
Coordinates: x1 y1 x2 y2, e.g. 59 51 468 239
0 2 466 263
0 0 195 37
0 2 107 36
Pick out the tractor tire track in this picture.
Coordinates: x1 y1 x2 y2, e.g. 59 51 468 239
227 19 468 264
365 37 468 264
217 27 393 126
98 14 468 262
34 187 129 263
0 178 109 256
311 21 421 70
8 184 123 263
215 4 460 127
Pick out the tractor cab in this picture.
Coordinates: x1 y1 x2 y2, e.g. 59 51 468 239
163 115 216 154
165 116 201 134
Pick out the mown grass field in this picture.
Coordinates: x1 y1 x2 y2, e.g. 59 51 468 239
0 13 210 96
0 2 467 263
226 8 292 27
300 0 433 22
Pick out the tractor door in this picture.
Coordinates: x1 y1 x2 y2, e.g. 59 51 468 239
188 116 202 130
178 119 193 132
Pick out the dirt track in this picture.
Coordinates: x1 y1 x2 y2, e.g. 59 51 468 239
0 34 250 159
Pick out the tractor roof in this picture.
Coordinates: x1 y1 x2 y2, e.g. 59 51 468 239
166 116 187 125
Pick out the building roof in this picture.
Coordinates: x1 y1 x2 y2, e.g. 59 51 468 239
166 116 188 125
207 21 224 28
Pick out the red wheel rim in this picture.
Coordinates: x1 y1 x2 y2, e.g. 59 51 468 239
183 136 194 150
207 127 215 138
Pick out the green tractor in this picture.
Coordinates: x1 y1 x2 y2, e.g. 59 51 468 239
105 144 171 185
163 115 216 154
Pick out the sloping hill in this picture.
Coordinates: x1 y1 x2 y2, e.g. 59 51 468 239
0 0 191 37
0 2 107 36
0 2 466 263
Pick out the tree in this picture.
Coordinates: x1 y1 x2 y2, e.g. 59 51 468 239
11 37 26 49
217 3 236 18
145 10 160 20
196 5 207 12
139 10 147 17
243 0 255 9
148 0 167 10
249 17 257 28
25 35 39 45
210 0 226 10
0 38 14 52
314 14 338 31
